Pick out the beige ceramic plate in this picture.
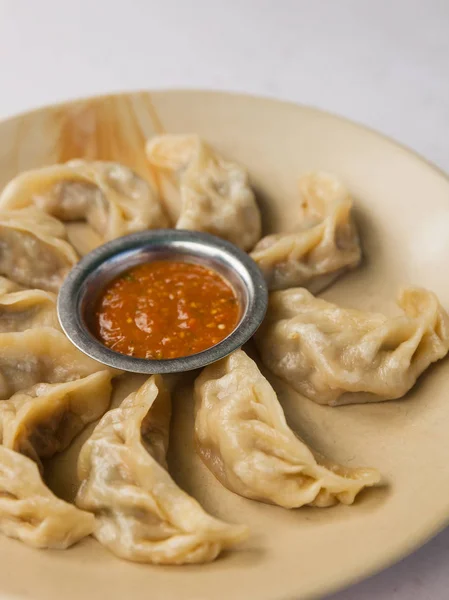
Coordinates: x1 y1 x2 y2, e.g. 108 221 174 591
1 90 449 600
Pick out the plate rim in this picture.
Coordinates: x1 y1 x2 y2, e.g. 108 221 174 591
1 87 447 184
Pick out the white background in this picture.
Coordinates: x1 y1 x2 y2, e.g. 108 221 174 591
1 0 448 598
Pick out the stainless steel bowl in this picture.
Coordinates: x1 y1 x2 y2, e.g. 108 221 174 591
57 229 268 373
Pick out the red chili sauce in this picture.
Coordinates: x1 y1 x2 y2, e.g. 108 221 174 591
93 260 240 359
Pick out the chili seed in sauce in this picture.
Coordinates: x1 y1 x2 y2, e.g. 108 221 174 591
93 260 240 359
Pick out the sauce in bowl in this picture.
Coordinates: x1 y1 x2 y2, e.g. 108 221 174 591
93 260 241 359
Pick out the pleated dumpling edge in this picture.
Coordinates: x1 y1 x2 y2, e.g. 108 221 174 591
194 349 381 509
76 374 249 565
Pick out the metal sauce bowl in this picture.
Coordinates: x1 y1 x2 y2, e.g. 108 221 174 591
57 230 268 373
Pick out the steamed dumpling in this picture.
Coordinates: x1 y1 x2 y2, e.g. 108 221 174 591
0 374 112 548
0 372 113 468
76 375 248 564
0 282 59 332
0 327 114 400
250 173 361 292
0 208 78 291
0 369 113 550
195 350 380 508
255 287 449 406
146 134 261 250
0 160 168 254
0 446 95 549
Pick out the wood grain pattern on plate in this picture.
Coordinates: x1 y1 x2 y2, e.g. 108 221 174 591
1 90 449 600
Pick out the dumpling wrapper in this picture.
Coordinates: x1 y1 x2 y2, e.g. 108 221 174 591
250 173 361 292
0 208 78 291
0 160 168 255
0 283 59 332
0 276 22 295
76 375 248 564
194 350 380 509
0 327 116 400
0 371 114 550
146 134 261 251
0 372 114 469
0 446 95 549
255 287 449 406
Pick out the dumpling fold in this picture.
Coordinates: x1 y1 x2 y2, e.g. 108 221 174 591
0 371 114 468
0 208 78 291
0 446 95 549
0 327 115 400
255 287 449 405
0 373 113 550
194 350 380 508
146 134 261 250
76 375 248 564
0 160 168 254
0 281 58 332
250 173 361 292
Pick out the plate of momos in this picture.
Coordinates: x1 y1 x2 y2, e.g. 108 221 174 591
0 90 448 600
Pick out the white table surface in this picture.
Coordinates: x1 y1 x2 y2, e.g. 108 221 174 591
0 0 448 598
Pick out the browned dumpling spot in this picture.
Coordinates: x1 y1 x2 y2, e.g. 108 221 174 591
146 134 261 251
195 350 380 508
255 287 449 406
76 375 248 565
